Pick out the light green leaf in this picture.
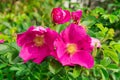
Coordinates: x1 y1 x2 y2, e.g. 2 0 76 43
49 59 62 74
72 66 81 78
109 15 119 23
100 57 111 66
96 23 108 33
103 49 119 65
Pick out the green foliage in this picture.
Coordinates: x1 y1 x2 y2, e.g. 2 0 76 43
0 0 120 80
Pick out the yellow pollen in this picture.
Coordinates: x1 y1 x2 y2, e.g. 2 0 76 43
66 43 77 55
33 35 44 47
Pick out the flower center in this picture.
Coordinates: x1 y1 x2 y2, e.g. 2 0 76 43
66 43 77 55
33 35 44 47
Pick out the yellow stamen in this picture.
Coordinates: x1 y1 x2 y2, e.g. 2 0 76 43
33 35 44 47
66 43 77 55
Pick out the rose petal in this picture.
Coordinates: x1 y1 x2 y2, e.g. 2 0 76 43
72 10 82 21
58 53 73 66
0 39 4 44
71 51 94 69
54 36 66 58
19 42 49 64
60 23 87 43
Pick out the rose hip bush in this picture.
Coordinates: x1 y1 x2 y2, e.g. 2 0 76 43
0 1 120 80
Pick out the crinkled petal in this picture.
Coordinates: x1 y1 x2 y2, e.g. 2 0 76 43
71 51 94 69
19 42 49 64
60 23 87 43
17 32 34 47
17 26 47 47
17 26 35 46
32 26 47 33
45 28 58 51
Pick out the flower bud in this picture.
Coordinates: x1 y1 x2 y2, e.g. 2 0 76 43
71 10 82 24
51 8 70 24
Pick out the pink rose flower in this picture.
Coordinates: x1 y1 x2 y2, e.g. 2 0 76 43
17 26 58 64
0 39 4 44
53 23 94 69
71 10 82 24
51 8 71 24
91 37 101 48
0 33 4 44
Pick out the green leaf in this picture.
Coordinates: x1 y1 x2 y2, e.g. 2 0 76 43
0 63 8 69
49 59 62 74
107 64 119 72
81 18 96 27
0 44 9 54
81 75 89 80
111 73 117 80
114 44 120 53
102 14 119 23
92 68 101 77
10 64 29 76
100 57 111 66
56 24 67 33
114 71 120 80
2 22 11 28
103 49 119 65
106 28 114 40
72 66 81 78
92 7 105 14
87 30 96 37
110 41 120 53
100 67 109 80
109 15 119 23
10 66 20 71
0 44 8 51
96 23 108 39
51 75 63 80
96 23 108 33
0 70 3 80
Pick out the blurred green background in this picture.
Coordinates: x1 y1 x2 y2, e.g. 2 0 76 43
0 0 120 80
